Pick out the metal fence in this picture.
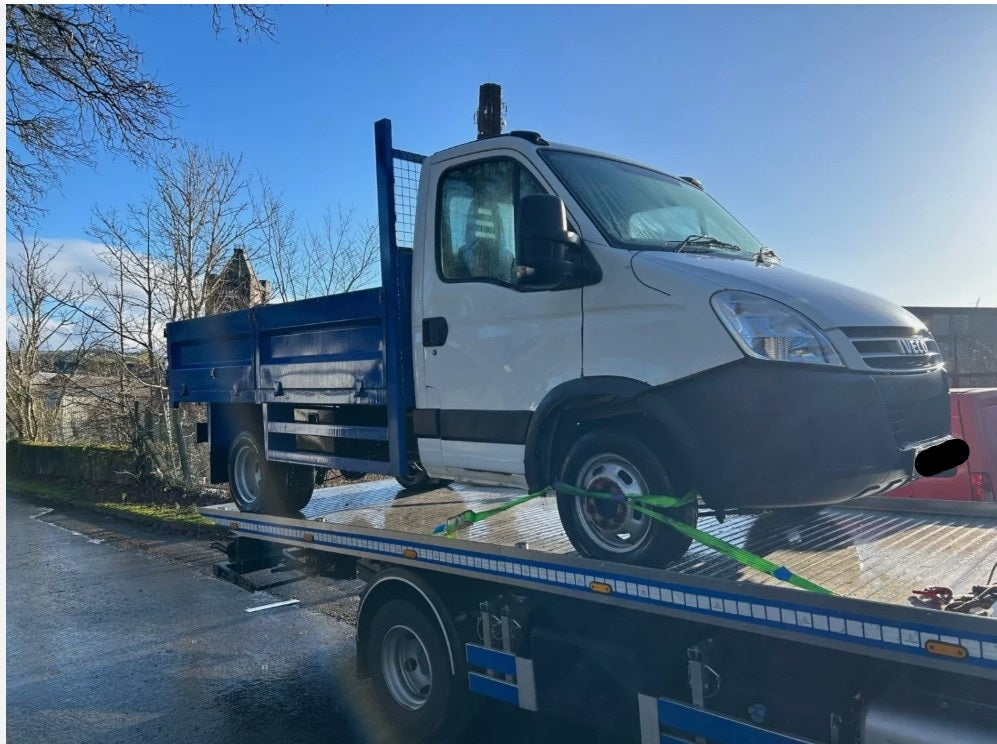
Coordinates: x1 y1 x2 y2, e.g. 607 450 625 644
906 307 997 387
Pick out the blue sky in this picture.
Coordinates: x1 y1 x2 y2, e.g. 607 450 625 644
14 4 997 306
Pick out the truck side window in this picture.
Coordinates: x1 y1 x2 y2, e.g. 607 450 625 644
438 158 544 285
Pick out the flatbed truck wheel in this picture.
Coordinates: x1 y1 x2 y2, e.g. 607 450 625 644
556 429 697 566
396 462 452 492
365 598 473 743
227 431 314 514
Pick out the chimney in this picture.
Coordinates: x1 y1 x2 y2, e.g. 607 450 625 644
476 83 503 139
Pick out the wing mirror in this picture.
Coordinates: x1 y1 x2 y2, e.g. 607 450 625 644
515 194 581 286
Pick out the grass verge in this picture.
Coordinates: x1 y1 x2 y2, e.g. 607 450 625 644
8 476 221 533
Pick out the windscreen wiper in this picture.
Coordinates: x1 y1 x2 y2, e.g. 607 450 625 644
670 235 743 254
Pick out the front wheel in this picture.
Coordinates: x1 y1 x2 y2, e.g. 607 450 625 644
556 429 697 566
228 431 314 514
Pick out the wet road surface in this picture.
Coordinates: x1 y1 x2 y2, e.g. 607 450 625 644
5 492 610 744
6 494 379 743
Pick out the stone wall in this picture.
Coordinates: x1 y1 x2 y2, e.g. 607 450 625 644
7 441 137 485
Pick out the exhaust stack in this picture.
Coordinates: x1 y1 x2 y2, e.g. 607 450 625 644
476 83 504 139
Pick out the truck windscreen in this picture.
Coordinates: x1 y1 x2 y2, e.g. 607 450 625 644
542 149 764 257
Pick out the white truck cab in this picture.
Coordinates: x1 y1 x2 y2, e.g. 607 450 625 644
410 130 951 563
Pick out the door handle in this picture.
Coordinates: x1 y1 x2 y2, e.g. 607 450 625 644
422 317 448 347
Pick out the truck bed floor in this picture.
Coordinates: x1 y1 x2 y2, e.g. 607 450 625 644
209 480 995 608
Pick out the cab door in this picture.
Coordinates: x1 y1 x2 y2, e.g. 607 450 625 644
415 151 582 487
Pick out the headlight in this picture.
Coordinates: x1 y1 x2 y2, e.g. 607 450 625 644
711 290 842 366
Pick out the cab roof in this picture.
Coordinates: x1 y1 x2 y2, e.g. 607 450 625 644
429 132 685 182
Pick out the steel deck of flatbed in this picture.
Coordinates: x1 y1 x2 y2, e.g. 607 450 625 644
202 480 997 680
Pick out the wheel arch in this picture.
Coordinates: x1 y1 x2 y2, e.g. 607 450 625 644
525 376 706 497
356 568 460 679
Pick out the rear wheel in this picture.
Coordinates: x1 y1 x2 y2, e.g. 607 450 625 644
366 599 474 743
227 431 314 514
556 429 697 566
396 462 452 492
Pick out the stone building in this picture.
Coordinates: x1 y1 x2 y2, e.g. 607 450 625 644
205 247 269 315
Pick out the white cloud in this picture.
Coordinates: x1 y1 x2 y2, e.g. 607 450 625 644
45 237 113 281
6 236 172 351
5 236 117 290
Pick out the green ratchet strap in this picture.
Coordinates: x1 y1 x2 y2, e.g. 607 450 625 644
432 481 833 596
632 503 832 595
554 481 698 510
432 487 552 537
554 482 833 595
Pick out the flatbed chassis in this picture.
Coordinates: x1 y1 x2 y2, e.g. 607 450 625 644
203 480 997 744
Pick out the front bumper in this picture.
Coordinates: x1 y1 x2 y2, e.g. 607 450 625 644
637 360 950 509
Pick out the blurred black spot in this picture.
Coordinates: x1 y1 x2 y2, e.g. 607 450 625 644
915 439 969 477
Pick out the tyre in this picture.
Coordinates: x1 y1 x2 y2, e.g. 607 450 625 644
556 428 697 566
338 469 367 481
227 431 315 514
396 462 452 492
366 599 474 743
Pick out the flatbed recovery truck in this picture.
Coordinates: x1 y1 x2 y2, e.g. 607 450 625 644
201 480 997 743
170 119 993 742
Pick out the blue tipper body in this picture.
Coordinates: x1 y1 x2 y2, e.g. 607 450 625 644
164 119 423 478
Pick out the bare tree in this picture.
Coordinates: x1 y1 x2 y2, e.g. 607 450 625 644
5 5 176 227
77 141 261 349
84 201 170 392
154 142 264 320
211 5 277 42
60 141 264 484
257 195 381 302
255 180 305 303
5 4 277 227
5 232 96 441
307 205 381 296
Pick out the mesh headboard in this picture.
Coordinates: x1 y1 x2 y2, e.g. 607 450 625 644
391 149 424 250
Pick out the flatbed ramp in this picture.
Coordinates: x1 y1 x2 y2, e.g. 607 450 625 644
202 481 997 680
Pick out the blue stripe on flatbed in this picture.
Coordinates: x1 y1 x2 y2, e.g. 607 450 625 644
204 511 997 677
468 672 519 706
659 735 691 744
466 644 517 676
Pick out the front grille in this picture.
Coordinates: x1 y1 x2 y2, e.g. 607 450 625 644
841 326 943 372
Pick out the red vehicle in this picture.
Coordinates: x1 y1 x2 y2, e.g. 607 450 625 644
886 388 997 501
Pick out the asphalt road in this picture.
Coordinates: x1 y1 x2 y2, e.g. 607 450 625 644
6 493 382 744
5 492 607 744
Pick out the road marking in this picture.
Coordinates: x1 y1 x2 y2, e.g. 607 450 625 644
246 599 300 613
29 507 104 544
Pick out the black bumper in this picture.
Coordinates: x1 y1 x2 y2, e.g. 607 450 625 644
637 360 950 509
